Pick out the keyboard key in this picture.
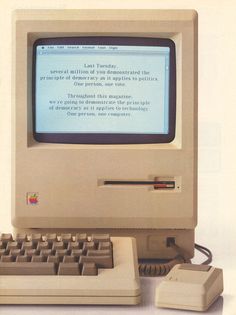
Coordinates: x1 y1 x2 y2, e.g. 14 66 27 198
0 249 6 256
0 262 56 275
68 241 80 250
52 241 65 250
91 234 110 242
58 262 80 275
87 249 111 256
71 249 83 257
45 234 57 243
82 262 98 276
37 241 50 250
24 249 38 256
15 234 27 242
61 234 72 243
83 242 95 250
10 249 23 256
55 249 69 257
63 256 76 263
98 241 112 250
1 255 15 262
31 234 42 242
40 249 52 257
16 255 31 262
79 255 113 268
22 241 34 250
6 242 20 250
47 255 60 264
0 234 13 243
75 233 87 242
31 256 47 263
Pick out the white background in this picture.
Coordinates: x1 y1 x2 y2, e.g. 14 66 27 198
1 0 236 314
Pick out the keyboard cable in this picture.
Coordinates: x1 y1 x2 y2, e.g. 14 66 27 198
138 241 213 277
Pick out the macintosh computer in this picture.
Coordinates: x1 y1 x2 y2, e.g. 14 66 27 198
12 9 197 258
0 9 223 309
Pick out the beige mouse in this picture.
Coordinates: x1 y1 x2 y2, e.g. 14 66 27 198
155 263 223 311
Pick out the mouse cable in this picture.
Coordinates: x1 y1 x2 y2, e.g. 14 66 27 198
138 242 212 277
194 243 212 265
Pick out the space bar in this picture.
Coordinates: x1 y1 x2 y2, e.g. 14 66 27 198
0 262 56 275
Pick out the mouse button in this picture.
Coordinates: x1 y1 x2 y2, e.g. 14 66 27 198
179 264 211 272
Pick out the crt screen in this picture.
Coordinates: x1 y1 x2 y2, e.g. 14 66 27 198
33 38 175 143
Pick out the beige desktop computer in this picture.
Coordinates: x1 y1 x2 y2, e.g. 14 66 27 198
11 9 197 260
2 10 224 308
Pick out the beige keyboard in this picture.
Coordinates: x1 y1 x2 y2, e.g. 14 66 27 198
0 233 141 304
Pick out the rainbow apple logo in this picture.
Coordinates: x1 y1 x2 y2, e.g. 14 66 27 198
27 192 39 205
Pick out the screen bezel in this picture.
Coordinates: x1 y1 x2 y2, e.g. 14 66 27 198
32 37 176 144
